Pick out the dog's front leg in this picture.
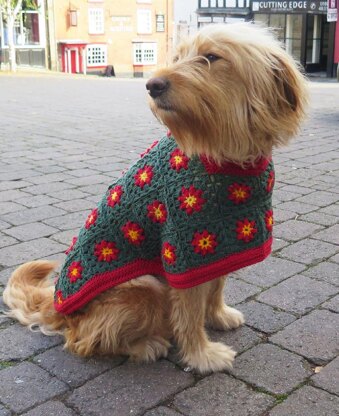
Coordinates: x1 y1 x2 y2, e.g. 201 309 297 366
206 276 245 330
169 281 236 374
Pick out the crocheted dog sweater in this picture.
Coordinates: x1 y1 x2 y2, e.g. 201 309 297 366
54 135 274 314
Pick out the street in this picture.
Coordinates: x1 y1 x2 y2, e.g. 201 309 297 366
0 73 338 416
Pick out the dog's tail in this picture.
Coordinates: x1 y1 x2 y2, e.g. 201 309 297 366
3 261 65 335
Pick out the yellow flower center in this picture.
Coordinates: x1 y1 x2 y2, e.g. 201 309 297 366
234 189 246 199
128 230 140 241
267 217 273 226
199 237 212 249
174 155 183 164
185 195 197 207
71 268 79 276
102 247 113 257
164 248 173 259
57 295 63 304
140 172 148 182
242 225 253 236
154 207 163 219
111 191 118 201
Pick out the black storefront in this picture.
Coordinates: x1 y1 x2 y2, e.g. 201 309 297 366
197 1 336 77
252 1 336 77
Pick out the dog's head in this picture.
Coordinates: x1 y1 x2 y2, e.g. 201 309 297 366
147 24 308 165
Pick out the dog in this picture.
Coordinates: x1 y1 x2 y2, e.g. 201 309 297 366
3 23 307 374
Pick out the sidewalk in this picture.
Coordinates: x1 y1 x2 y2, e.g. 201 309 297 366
0 75 338 416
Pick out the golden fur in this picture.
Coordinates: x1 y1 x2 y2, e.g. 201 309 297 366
3 24 307 374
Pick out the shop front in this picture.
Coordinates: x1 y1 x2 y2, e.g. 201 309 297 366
252 1 336 77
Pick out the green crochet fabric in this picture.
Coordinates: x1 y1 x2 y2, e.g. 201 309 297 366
54 135 274 314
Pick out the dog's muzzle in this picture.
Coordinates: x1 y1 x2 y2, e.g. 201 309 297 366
146 77 170 99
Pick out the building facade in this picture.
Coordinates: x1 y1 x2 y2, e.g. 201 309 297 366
48 0 174 77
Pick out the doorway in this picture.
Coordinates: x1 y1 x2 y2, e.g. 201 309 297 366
305 14 330 73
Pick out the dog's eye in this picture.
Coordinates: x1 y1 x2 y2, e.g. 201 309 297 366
204 54 220 63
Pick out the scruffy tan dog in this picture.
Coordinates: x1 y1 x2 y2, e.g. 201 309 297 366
3 24 307 374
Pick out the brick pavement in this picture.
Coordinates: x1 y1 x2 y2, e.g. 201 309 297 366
0 73 338 416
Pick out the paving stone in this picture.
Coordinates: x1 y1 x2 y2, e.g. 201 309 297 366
224 278 261 305
272 208 297 223
22 182 75 196
275 201 318 214
238 301 296 334
50 229 79 246
0 267 15 286
67 168 100 178
0 324 62 361
318 204 339 216
272 238 289 252
329 253 339 263
173 373 275 416
322 295 339 313
0 202 26 215
279 238 338 265
0 233 17 248
27 172 73 185
257 275 337 315
3 222 59 242
273 220 323 242
1 205 66 226
232 344 312 394
0 362 68 413
271 309 339 364
303 261 339 286
14 194 60 208
294 191 339 207
34 345 125 387
0 189 30 202
312 224 339 245
65 174 111 186
66 360 194 416
269 386 339 416
208 325 262 353
279 184 313 195
0 405 10 416
43 211 90 230
237 257 306 287
0 180 31 191
0 238 67 267
311 357 339 395
143 407 182 416
48 189 91 201
299 211 339 226
21 401 76 416
52 198 95 213
273 190 301 203
0 220 10 231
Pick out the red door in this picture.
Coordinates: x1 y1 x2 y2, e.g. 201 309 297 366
71 50 77 73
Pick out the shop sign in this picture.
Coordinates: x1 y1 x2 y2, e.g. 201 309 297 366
110 16 133 32
252 0 327 13
327 0 338 21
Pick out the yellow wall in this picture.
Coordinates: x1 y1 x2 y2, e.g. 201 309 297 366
52 0 174 76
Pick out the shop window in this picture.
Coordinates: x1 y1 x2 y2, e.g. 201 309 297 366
306 15 321 64
285 14 302 61
88 8 104 34
87 44 107 66
133 42 157 65
137 9 152 34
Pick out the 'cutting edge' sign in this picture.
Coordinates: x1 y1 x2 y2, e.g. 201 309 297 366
252 0 328 12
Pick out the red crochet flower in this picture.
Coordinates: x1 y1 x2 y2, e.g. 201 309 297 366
107 185 123 208
65 236 77 255
162 242 176 265
67 261 83 283
169 149 189 172
178 185 205 215
121 221 145 245
228 183 251 204
147 200 167 223
266 170 275 192
85 208 98 229
265 210 274 232
55 290 64 305
140 141 159 158
94 240 119 262
134 165 154 189
191 230 217 255
236 219 258 242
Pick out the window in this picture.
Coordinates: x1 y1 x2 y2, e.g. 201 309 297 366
156 14 165 32
87 44 107 66
137 9 152 34
88 8 104 34
133 42 157 65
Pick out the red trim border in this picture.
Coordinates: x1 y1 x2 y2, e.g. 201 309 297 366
200 156 271 176
55 237 272 315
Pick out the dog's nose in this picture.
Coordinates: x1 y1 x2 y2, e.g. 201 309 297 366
146 77 170 98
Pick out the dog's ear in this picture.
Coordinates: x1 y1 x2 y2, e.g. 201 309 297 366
271 55 304 113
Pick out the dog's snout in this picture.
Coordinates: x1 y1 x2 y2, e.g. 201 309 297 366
146 77 170 98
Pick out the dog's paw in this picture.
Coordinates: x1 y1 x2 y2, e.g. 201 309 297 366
207 306 245 331
128 335 171 363
185 342 236 374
